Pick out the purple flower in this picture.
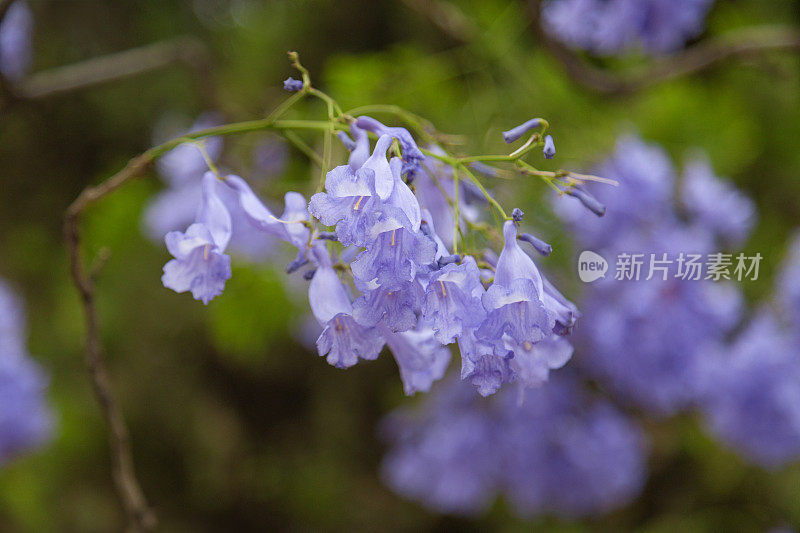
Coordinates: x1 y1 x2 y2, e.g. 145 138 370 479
681 155 755 246
777 232 800 328
541 0 713 56
224 175 310 252
252 137 288 177
282 77 304 91
506 334 573 396
380 382 500 514
350 222 435 287
0 280 51 465
478 278 553 355
503 119 541 144
308 140 397 247
378 323 450 395
380 374 647 517
308 244 385 369
0 354 52 464
457 329 513 397
423 256 485 344
477 222 555 351
0 0 33 81
499 375 648 517
347 123 371 170
699 311 800 467
154 113 223 187
352 279 424 333
355 116 425 175
162 173 232 304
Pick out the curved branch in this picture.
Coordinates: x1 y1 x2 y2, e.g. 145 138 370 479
2 36 218 111
64 155 157 532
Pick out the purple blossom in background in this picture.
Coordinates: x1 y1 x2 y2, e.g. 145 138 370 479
699 311 800 467
154 113 224 188
776 233 800 328
381 374 647 517
0 280 51 464
556 135 749 414
681 155 755 246
0 0 33 81
541 0 713 55
252 138 289 178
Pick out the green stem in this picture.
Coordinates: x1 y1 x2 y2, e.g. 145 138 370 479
190 141 222 179
146 119 345 159
452 167 460 255
458 163 509 221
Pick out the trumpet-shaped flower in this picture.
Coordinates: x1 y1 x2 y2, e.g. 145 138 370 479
355 116 425 175
308 244 385 369
162 173 232 304
423 257 485 344
379 323 450 395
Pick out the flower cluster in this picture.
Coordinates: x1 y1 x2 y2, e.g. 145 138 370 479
541 0 713 55
0 0 33 80
0 279 51 465
698 233 800 467
556 134 753 414
381 372 647 517
159 115 579 397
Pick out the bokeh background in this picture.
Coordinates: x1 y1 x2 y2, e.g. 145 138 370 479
1 0 799 531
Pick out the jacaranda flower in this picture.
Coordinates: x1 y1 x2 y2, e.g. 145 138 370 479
355 116 426 175
0 280 51 465
308 243 385 369
378 322 450 395
162 173 232 304
0 0 33 81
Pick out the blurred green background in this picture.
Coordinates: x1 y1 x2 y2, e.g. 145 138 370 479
1 0 799 530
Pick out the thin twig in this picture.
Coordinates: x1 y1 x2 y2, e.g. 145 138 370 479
64 154 157 532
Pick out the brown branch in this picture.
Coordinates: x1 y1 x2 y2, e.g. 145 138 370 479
64 154 157 532
2 36 218 111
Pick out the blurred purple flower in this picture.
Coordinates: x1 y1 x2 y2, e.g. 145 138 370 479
381 374 647 516
541 0 713 56
699 311 800 467
0 280 51 465
681 155 755 246
0 0 33 81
